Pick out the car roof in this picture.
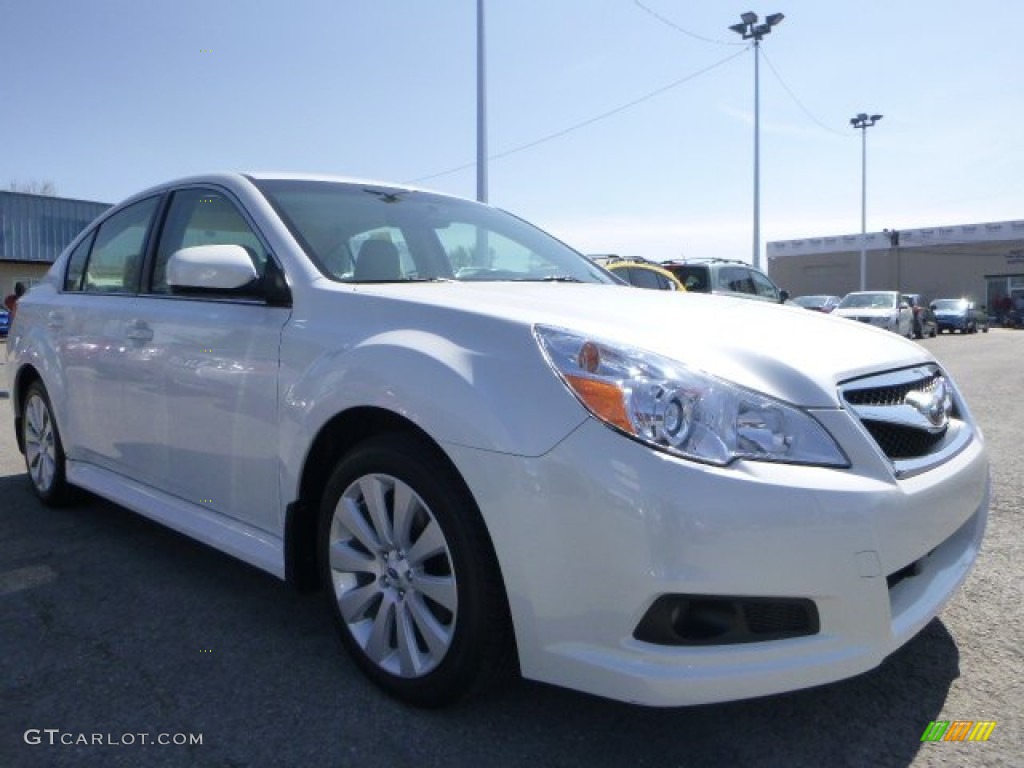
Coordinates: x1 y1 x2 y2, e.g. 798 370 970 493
663 258 755 267
117 172 455 209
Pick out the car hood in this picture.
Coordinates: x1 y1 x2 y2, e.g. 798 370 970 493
340 282 930 408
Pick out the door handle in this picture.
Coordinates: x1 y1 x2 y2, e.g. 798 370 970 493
125 319 153 343
47 311 65 330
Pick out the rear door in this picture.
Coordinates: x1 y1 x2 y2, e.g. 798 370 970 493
55 196 161 472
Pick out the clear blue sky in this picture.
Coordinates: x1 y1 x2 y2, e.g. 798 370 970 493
2 0 1021 263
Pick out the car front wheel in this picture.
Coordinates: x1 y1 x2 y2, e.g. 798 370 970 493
318 434 513 707
22 381 76 506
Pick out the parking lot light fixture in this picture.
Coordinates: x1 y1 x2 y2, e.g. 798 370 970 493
729 11 785 271
851 113 883 291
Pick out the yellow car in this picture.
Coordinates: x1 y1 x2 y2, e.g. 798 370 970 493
592 256 686 292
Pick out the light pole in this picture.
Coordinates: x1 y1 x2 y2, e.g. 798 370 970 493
851 112 882 291
729 11 784 271
476 0 488 204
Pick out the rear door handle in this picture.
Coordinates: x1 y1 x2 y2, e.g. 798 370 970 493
47 311 65 330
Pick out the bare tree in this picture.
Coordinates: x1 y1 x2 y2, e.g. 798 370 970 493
7 180 58 195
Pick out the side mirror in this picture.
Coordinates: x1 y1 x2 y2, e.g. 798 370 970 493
779 289 790 303
167 244 259 291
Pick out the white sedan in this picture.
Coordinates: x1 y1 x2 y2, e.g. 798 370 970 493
834 290 914 337
6 174 988 707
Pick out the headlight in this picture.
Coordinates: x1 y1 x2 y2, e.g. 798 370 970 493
534 326 848 468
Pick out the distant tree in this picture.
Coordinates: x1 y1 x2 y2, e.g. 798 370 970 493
7 180 58 195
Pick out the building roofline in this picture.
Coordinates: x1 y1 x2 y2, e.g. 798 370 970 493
767 218 1024 258
0 189 111 207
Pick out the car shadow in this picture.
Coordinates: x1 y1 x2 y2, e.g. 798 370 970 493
0 475 962 768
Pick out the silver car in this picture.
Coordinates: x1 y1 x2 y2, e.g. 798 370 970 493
834 291 913 337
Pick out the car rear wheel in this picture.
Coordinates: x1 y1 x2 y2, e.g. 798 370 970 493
318 434 513 707
22 381 76 506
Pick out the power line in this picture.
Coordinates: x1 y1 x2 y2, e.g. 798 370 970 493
758 46 847 137
632 1 744 46
409 48 747 185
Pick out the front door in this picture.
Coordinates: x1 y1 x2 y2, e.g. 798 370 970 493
130 186 290 533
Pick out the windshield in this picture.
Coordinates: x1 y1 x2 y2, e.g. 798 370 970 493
254 180 616 285
838 292 896 309
793 295 829 307
932 299 968 311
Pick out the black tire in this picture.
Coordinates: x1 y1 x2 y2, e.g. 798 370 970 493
21 381 77 506
318 433 513 707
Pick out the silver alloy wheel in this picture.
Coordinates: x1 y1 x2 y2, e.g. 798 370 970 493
24 393 57 493
328 473 458 678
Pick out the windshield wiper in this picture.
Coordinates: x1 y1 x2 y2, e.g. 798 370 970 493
516 275 584 283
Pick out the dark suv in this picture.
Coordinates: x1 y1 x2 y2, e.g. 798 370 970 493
661 259 788 304
901 293 938 339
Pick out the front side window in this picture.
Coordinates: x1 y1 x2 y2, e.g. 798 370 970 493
152 188 269 293
750 270 780 300
64 231 97 292
255 180 614 285
718 267 755 295
81 197 160 294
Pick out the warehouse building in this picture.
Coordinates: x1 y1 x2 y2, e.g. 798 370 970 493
767 219 1024 315
1 190 110 298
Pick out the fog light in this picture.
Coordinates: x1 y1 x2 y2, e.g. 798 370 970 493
634 594 819 646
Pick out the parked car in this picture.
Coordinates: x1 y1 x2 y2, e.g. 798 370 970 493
931 298 988 334
834 291 914 337
591 255 686 291
661 258 789 303
791 294 841 313
0 306 9 337
901 293 938 339
8 173 989 709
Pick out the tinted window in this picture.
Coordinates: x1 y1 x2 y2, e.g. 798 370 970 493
82 197 159 294
750 270 780 300
152 188 269 294
718 266 755 294
669 266 709 292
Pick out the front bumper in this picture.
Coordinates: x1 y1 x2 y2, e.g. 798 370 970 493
936 316 969 331
445 414 989 706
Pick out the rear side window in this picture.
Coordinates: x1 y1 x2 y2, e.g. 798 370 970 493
629 267 663 290
672 266 709 292
81 197 160 294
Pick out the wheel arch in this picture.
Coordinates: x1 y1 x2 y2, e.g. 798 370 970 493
284 406 508 605
11 363 43 455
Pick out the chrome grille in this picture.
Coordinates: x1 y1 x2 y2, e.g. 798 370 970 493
839 365 972 477
844 372 943 407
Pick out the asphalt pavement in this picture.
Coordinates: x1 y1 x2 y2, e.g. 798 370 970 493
1 331 1021 768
